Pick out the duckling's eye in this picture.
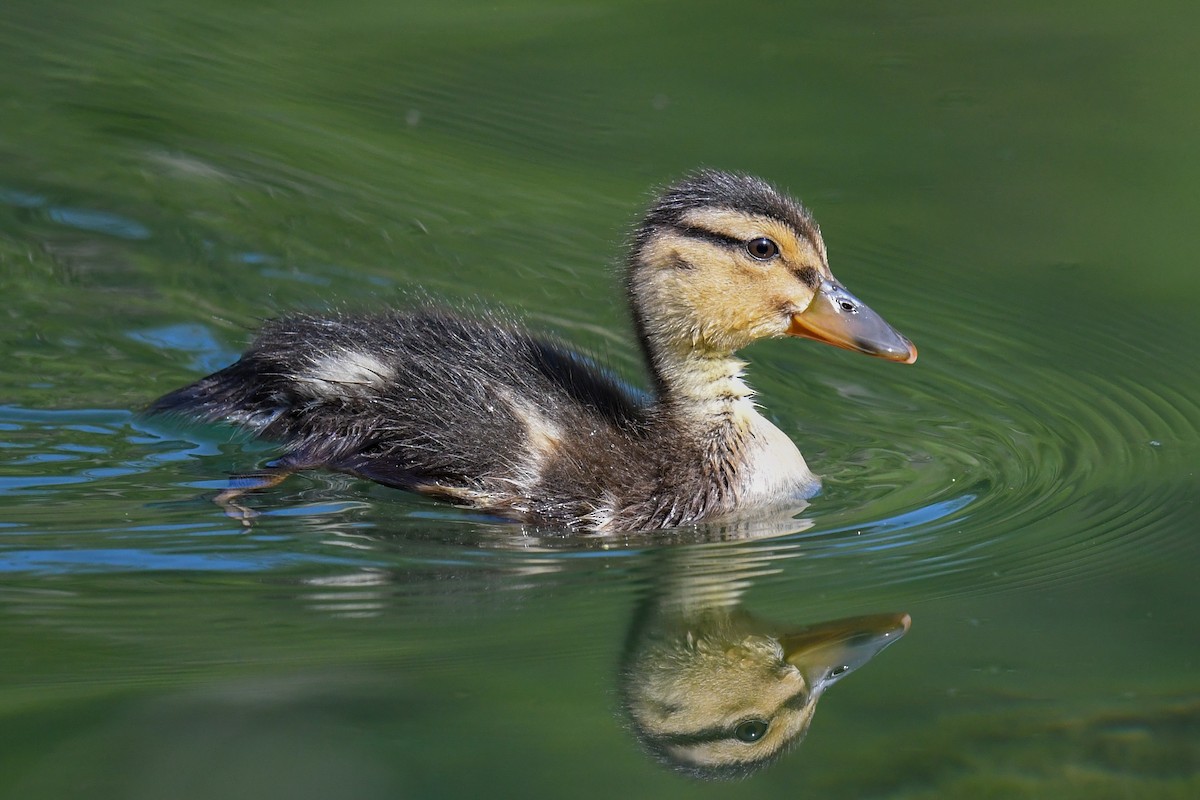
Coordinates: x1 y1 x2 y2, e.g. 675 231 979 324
746 237 779 260
733 719 769 743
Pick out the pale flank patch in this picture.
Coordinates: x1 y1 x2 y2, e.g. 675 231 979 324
296 350 394 397
500 390 563 491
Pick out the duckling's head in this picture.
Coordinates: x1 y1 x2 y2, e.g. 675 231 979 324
628 170 916 363
621 610 911 779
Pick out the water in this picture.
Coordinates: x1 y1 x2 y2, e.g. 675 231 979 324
2 1 1198 796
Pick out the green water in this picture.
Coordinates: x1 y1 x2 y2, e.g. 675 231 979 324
2 1 1198 796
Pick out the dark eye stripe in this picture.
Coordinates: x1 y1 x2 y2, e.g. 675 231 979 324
644 686 810 748
790 265 819 288
671 223 745 249
782 687 812 711
671 224 822 278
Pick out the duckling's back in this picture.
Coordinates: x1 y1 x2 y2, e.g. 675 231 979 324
151 310 659 524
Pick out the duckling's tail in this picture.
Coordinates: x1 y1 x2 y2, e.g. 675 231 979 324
147 357 289 432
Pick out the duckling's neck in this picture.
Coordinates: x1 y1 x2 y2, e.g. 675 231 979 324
654 347 755 420
647 342 819 509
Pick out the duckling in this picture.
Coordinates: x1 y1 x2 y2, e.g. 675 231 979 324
620 545 910 778
150 170 916 531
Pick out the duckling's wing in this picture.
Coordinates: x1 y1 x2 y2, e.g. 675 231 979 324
150 310 649 504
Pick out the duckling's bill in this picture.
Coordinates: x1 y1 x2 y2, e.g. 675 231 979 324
782 612 912 691
787 279 917 363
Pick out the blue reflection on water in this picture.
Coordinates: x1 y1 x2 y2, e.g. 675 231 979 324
825 494 975 537
0 186 151 239
128 324 236 373
46 207 151 240
0 547 366 575
0 187 46 207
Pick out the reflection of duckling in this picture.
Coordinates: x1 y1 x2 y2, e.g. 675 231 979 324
151 171 916 531
620 546 909 778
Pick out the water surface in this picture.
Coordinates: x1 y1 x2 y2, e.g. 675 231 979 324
2 1 1198 797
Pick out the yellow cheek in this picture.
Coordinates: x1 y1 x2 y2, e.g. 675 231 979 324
637 233 817 349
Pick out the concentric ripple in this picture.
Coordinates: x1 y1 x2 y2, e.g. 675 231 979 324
745 241 1200 598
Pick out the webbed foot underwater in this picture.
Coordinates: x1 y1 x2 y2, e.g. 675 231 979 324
150 170 916 531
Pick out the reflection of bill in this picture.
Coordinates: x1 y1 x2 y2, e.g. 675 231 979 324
619 545 909 779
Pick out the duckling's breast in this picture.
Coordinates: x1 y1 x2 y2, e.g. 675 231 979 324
734 405 821 508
